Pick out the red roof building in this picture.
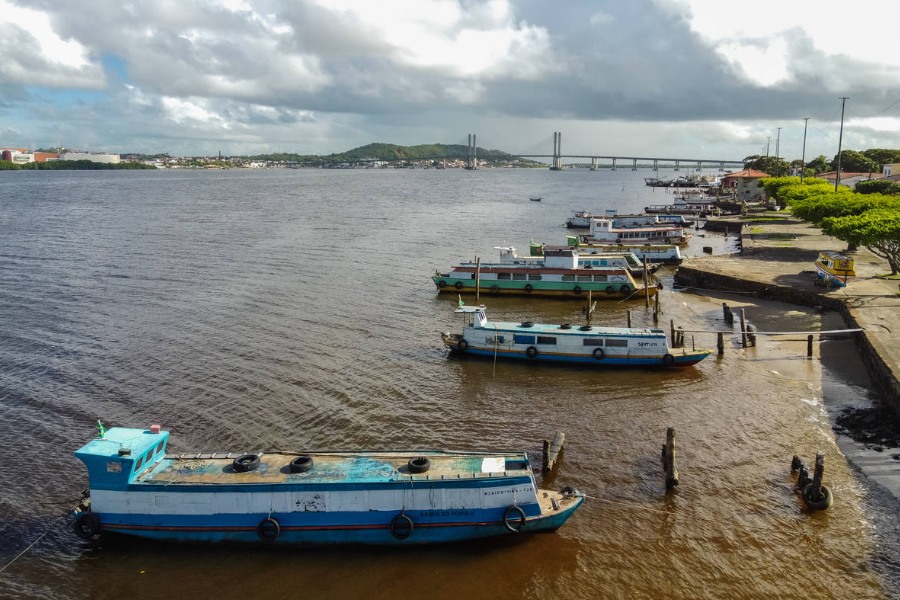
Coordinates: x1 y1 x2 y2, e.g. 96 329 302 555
721 169 770 202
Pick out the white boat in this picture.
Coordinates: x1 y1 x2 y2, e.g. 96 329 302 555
566 210 595 228
441 304 712 367
587 216 691 246
564 236 683 264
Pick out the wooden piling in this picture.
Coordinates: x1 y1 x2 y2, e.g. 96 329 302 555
717 332 724 355
542 431 566 474
653 292 659 324
661 427 678 490
643 262 650 308
670 319 675 346
807 334 814 357
475 257 481 302
627 310 632 328
739 308 747 348
722 302 734 326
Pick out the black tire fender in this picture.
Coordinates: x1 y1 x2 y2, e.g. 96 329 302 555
524 284 533 292
437 280 447 288
458 338 469 352
290 455 314 473
233 454 261 472
662 354 676 366
454 281 463 290
408 456 430 474
665 237 672 244
620 284 630 293
525 346 538 359
802 484 833 511
490 285 500 295
605 285 616 294
390 513 414 540
592 348 604 360
503 505 527 533
257 517 280 542
73 512 101 540
573 286 582 295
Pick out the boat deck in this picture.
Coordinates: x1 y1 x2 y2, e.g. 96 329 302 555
138 450 532 486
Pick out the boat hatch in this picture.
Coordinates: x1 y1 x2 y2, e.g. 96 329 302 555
505 458 529 471
514 334 536 344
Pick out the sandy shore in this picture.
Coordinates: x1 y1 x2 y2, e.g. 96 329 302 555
675 213 900 499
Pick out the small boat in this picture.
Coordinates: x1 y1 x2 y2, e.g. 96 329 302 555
70 425 585 546
566 210 594 228
530 197 542 202
432 247 657 299
441 304 712 367
814 250 855 288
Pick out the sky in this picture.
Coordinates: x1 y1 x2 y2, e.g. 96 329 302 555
1 0 899 161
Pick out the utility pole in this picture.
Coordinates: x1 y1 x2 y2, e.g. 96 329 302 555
835 97 848 191
775 127 781 176
801 117 809 181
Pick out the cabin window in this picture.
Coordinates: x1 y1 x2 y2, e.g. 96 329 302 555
512 273 527 281
605 338 628 347
497 273 511 280
470 273 476 279
577 275 592 282
486 335 506 344
157 441 165 453
135 456 144 471
528 274 543 281
537 336 557 345
582 338 603 346
594 274 607 282
561 275 575 282
514 334 535 344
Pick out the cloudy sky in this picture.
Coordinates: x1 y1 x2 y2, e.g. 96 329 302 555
1 0 899 161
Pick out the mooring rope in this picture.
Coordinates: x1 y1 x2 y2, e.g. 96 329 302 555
0 529 51 574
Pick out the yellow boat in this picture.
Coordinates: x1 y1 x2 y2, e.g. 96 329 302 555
814 251 855 287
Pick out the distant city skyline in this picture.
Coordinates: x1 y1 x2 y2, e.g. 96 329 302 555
1 1 899 161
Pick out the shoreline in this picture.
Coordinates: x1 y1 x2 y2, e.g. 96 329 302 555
674 214 900 500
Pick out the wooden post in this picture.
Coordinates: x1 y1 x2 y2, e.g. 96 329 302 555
807 334 814 357
542 431 565 474
722 302 734 326
475 257 481 302
643 262 650 308
717 332 724 355
811 452 825 494
653 291 659 324
662 427 678 490
739 308 747 348
627 310 632 328
670 319 675 347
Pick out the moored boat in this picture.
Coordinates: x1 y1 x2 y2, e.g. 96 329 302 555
441 304 712 367
814 250 855 288
70 425 584 546
566 210 595 228
564 236 683 264
587 216 691 246
432 247 657 299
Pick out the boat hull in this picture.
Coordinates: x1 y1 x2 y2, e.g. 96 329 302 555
432 277 656 300
442 337 709 367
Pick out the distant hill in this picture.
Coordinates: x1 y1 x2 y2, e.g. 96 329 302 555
249 143 542 166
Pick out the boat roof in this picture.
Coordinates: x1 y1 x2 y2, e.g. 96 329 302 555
482 321 667 337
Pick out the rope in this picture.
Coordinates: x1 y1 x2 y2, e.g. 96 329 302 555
0 529 51 574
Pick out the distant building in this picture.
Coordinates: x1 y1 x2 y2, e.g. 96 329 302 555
721 169 770 202
34 152 60 162
61 152 120 164
816 171 881 188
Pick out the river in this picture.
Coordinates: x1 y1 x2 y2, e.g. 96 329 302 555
0 167 896 599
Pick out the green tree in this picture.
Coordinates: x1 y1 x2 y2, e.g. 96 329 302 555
855 179 900 195
806 155 830 174
862 148 900 166
743 155 789 176
831 150 878 173
822 209 900 275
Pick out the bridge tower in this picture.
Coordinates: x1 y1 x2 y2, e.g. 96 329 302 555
550 132 562 170
465 134 477 170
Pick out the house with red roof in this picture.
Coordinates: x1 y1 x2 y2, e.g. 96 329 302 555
721 169 770 202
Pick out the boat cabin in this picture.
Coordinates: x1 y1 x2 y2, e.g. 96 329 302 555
75 425 169 489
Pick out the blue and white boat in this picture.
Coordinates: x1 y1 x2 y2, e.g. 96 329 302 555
70 425 584 546
441 304 712 367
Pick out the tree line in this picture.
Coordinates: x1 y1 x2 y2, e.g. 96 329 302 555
744 148 900 177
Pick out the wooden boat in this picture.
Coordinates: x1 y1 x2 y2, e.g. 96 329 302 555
566 210 594 228
70 425 584 546
587 216 691 246
441 304 712 367
644 192 731 217
563 236 683 264
814 251 855 288
432 247 657 299
525 243 658 275
530 197 542 202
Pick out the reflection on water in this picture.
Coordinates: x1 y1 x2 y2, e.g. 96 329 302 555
0 169 895 599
